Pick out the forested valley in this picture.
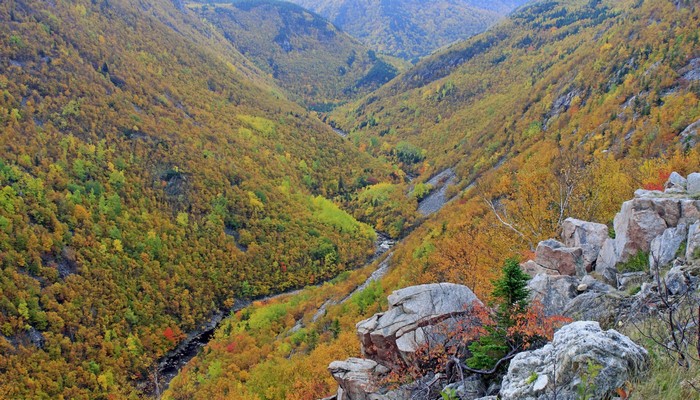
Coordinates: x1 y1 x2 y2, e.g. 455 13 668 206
1 0 700 399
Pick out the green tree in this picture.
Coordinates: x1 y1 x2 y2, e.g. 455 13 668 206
467 258 530 371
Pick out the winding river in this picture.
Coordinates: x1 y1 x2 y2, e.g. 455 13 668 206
143 232 395 395
144 128 461 395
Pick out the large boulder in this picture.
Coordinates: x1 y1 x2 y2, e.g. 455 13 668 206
688 173 700 196
665 171 687 193
328 358 389 400
649 224 687 270
356 283 480 367
665 265 691 296
596 198 669 283
686 221 700 261
562 290 626 326
561 218 609 272
527 275 579 317
534 239 585 277
500 321 649 400
442 375 486 400
520 260 560 278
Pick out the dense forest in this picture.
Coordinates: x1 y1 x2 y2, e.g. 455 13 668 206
0 0 405 397
2 0 700 398
286 0 530 60
188 0 408 110
167 0 700 398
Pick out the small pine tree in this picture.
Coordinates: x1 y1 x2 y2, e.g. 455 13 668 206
493 258 531 325
467 258 531 371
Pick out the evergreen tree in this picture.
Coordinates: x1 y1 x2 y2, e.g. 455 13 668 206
467 258 531 370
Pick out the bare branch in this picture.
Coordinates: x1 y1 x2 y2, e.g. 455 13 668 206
483 197 534 250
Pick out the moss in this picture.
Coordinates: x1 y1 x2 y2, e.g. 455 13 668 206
619 251 649 273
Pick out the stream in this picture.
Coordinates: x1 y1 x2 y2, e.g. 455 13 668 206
145 128 460 395
143 231 395 395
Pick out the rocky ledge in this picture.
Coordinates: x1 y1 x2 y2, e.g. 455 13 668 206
323 172 700 400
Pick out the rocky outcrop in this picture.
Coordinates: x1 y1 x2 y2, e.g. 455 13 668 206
519 172 700 322
527 275 579 317
688 172 700 196
562 290 626 326
686 221 700 261
442 375 486 400
356 283 480 368
499 321 649 400
328 358 389 400
534 240 584 277
592 174 700 284
520 260 559 277
561 218 608 272
665 171 687 193
650 224 687 270
595 197 668 283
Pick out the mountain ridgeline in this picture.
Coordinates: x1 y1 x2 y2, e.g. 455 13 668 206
287 0 531 60
189 0 406 110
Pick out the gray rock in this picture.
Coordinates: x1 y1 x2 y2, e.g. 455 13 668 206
595 239 620 285
472 397 497 400
329 358 389 400
634 189 664 198
356 283 480 368
665 171 687 192
499 321 649 400
681 200 700 224
561 218 609 273
686 222 700 260
680 120 700 149
650 224 688 271
520 260 559 278
580 274 616 293
647 197 682 227
688 173 700 196
617 271 648 292
381 373 442 400
443 375 486 400
665 265 690 295
534 239 585 277
527 275 579 317
563 291 625 326
596 199 668 283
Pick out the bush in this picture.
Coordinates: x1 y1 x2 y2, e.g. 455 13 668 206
619 251 648 273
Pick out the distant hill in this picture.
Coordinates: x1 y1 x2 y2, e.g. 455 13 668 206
286 0 531 60
330 0 700 179
188 0 407 109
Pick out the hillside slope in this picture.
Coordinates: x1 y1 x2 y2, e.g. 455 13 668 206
166 0 700 398
188 0 405 110
287 0 530 60
331 0 700 182
0 0 396 397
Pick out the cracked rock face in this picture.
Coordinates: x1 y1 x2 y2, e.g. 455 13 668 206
561 218 609 273
527 274 579 317
534 239 585 277
328 358 390 400
356 283 480 368
500 321 649 400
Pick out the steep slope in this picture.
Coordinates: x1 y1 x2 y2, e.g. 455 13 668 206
188 0 406 110
166 0 700 398
287 0 531 60
0 0 396 397
331 0 700 183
